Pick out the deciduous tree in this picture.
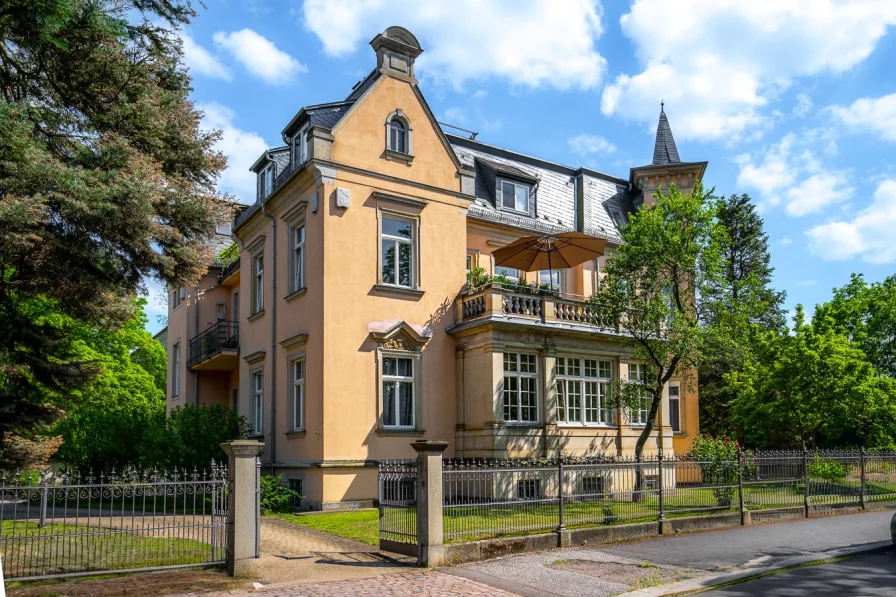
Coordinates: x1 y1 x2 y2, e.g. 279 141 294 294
594 183 725 458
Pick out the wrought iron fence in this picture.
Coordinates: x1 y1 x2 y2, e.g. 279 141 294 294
438 449 896 543
378 459 418 547
0 464 228 580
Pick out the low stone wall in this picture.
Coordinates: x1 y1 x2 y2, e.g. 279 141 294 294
438 503 896 566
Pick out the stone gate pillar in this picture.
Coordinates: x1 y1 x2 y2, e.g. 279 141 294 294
221 440 264 575
412 440 449 567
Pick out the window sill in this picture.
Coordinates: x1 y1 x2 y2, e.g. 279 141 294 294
383 149 414 165
373 284 424 298
247 310 265 322
376 428 425 437
284 287 307 303
556 424 618 429
285 430 306 439
504 422 541 428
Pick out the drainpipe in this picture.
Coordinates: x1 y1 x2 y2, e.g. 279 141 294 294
261 201 277 476
193 284 200 407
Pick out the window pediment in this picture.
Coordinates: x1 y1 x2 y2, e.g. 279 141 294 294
369 320 430 351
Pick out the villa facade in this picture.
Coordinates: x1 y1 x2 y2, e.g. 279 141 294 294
165 26 707 510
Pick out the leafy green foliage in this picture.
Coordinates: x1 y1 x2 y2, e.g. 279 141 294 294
687 434 746 506
808 456 848 483
0 0 231 450
726 307 896 449
149 404 251 471
594 183 726 457
216 243 240 268
814 274 896 378
260 475 301 515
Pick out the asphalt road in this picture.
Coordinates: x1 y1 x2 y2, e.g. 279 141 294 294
701 550 896 596
591 510 894 571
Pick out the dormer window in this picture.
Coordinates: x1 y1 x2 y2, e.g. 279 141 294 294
260 163 274 199
294 125 308 166
499 179 530 213
384 110 412 160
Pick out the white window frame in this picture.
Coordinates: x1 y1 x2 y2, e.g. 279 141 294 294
503 352 539 424
494 265 519 283
172 287 185 309
291 358 305 431
628 363 650 426
380 215 416 289
381 355 415 429
251 370 264 435
172 342 181 398
292 223 305 293
385 110 412 155
669 384 681 434
499 178 530 214
252 253 264 314
538 269 562 292
556 357 613 427
295 125 309 166
261 164 274 199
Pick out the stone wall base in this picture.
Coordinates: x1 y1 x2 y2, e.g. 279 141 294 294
437 503 895 566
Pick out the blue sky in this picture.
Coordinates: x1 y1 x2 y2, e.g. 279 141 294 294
144 0 896 334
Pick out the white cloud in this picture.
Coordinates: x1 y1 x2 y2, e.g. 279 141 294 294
181 32 231 80
569 134 617 155
807 179 896 263
785 172 854 217
213 29 307 85
793 93 813 118
827 93 896 141
780 237 792 246
200 102 270 203
601 1 896 141
301 0 606 90
736 129 850 215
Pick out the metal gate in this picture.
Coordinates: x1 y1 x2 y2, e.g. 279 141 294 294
377 458 418 558
0 464 228 580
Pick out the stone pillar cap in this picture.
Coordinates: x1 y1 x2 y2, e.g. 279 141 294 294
220 440 265 458
411 440 449 453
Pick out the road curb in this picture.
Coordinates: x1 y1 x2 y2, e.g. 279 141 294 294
620 540 894 596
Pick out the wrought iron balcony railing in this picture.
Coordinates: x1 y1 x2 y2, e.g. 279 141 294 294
188 321 239 368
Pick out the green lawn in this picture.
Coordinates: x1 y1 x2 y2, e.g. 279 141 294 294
0 520 218 580
276 510 381 546
272 483 896 546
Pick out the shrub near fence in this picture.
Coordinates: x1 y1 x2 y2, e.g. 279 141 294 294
385 449 896 545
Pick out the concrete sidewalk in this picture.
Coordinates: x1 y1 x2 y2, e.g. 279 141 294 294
442 510 895 597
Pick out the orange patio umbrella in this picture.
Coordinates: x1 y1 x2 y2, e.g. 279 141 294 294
491 231 607 277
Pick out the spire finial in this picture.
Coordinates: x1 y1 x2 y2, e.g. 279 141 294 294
660 100 664 112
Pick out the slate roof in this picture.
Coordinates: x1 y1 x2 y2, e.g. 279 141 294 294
652 106 681 165
448 134 633 242
306 102 354 130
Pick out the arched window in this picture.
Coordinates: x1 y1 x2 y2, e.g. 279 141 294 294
389 119 408 154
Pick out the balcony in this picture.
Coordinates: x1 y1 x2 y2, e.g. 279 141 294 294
452 283 621 333
189 321 239 371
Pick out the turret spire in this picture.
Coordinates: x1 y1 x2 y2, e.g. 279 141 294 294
652 103 680 165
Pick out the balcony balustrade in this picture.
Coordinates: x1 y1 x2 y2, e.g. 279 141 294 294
188 320 240 370
455 283 620 331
